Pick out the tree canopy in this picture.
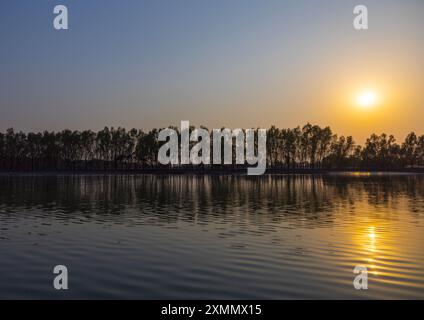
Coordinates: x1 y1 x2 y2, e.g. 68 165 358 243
0 124 423 171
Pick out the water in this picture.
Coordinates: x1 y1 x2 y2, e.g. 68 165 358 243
0 173 424 299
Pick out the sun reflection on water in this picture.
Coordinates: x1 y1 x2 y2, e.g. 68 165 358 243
353 222 400 279
365 226 379 275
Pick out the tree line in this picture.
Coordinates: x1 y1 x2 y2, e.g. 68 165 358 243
0 124 423 171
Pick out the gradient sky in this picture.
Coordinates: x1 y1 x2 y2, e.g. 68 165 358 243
1 0 423 143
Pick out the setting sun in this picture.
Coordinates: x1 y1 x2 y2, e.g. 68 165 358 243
356 90 379 109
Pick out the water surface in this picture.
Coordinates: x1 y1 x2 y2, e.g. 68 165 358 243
1 174 424 299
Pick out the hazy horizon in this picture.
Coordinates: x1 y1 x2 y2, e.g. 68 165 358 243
1 0 423 144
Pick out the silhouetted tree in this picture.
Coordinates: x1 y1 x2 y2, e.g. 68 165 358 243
0 125 423 172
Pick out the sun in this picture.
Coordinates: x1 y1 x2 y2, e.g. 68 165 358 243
356 90 379 109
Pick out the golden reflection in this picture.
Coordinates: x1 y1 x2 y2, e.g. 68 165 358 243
365 225 379 275
353 224 383 276
351 172 371 177
368 226 376 241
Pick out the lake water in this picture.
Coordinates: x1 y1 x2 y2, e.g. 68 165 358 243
0 173 424 299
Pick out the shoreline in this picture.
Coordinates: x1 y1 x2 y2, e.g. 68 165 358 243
1 168 424 176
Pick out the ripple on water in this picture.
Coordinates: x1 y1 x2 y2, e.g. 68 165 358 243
0 174 424 299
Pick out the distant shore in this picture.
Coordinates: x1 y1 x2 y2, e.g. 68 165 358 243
1 168 424 175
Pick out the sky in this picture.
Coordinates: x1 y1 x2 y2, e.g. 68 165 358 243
0 0 423 143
